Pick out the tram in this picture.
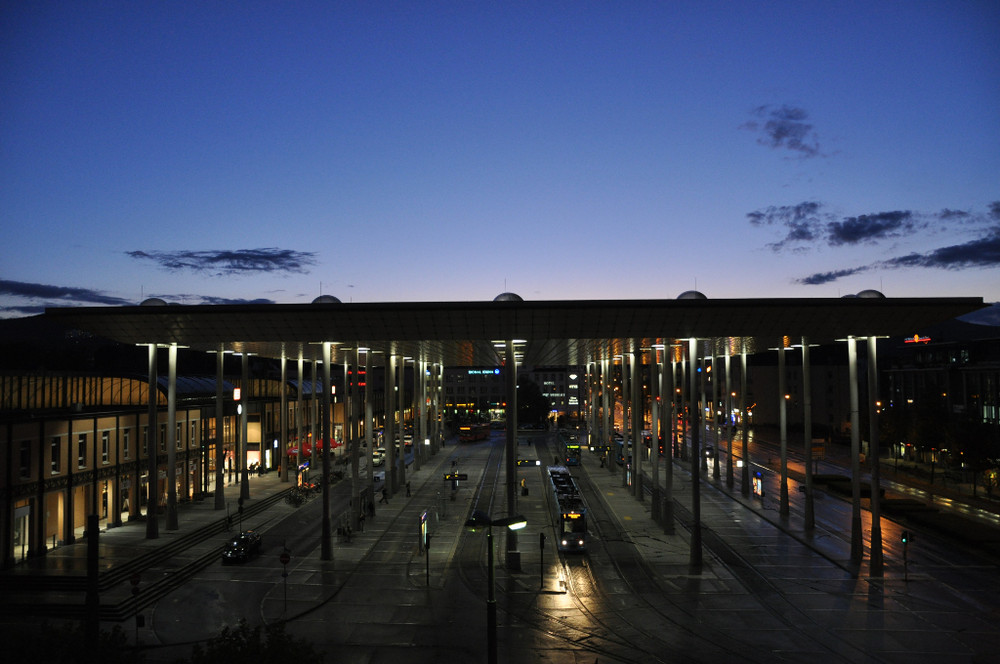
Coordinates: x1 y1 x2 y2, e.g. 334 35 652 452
458 423 490 442
548 465 587 552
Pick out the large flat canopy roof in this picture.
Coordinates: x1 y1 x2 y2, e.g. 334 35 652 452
45 295 986 366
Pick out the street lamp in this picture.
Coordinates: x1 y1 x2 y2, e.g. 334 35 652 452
465 510 527 664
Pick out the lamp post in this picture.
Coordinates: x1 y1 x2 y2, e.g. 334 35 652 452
464 510 527 664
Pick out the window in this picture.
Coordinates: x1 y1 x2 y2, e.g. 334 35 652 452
176 422 183 449
101 431 110 464
160 424 166 452
123 429 130 459
142 426 148 456
19 440 31 479
77 433 87 469
51 437 60 473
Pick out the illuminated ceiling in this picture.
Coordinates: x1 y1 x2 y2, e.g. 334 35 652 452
44 296 985 367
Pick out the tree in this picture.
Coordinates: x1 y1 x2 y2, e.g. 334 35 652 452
517 378 551 426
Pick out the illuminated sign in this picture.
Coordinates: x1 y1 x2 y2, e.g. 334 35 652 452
904 334 931 344
468 369 501 375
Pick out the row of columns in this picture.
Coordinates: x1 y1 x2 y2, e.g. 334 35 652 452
142 343 447 565
587 334 884 576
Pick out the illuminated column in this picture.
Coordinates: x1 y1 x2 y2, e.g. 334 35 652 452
505 340 519 560
398 354 407 488
146 344 159 540
688 337 702 572
419 357 429 458
802 336 815 531
350 351 360 530
321 341 333 561
311 360 319 478
679 351 688 462
778 341 789 518
364 349 375 504
621 352 630 488
280 352 288 483
213 347 226 509
663 349 675 534
740 349 750 496
631 341 643 500
868 336 884 576
240 352 250 501
847 337 863 564
602 357 611 471
724 351 734 489
650 347 660 518
711 349 720 481
295 355 304 483
386 354 397 495
700 354 708 475
166 343 178 531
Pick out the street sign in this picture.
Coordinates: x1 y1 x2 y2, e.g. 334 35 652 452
444 473 468 481
279 551 290 565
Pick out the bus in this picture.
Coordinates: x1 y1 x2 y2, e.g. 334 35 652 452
548 465 587 552
458 423 489 442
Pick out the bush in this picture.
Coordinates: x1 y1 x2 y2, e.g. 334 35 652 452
179 619 323 664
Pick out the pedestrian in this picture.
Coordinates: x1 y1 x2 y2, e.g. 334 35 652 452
406 482 411 497
379 488 388 504
600 454 606 468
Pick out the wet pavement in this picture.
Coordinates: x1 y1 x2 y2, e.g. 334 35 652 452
3 433 1000 663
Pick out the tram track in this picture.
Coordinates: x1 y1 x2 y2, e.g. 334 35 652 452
538 437 740 664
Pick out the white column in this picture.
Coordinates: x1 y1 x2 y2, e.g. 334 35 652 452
166 343 178 531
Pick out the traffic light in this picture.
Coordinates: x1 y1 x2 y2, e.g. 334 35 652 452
901 530 911 544
539 532 546 550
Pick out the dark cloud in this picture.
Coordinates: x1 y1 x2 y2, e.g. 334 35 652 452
826 211 915 246
882 226 1000 270
990 201 1000 220
745 201 826 250
0 279 133 306
796 224 1000 285
744 105 820 157
796 267 868 285
127 248 317 275
937 208 971 220
193 296 276 305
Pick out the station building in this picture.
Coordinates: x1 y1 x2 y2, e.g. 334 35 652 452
0 291 989 572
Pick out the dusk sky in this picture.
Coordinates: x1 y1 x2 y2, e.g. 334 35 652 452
2 2 998 318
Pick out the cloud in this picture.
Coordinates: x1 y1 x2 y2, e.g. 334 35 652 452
0 279 133 306
743 105 820 158
796 267 868 286
882 226 1000 270
0 279 284 318
826 211 916 246
796 223 1000 285
191 295 276 305
746 201 830 251
127 248 317 276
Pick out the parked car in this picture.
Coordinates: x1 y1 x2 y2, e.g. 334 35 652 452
221 530 262 564
373 447 386 466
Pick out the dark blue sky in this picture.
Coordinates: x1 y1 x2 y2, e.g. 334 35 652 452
2 2 997 317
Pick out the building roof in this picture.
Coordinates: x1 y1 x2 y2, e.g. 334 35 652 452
44 295 986 366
